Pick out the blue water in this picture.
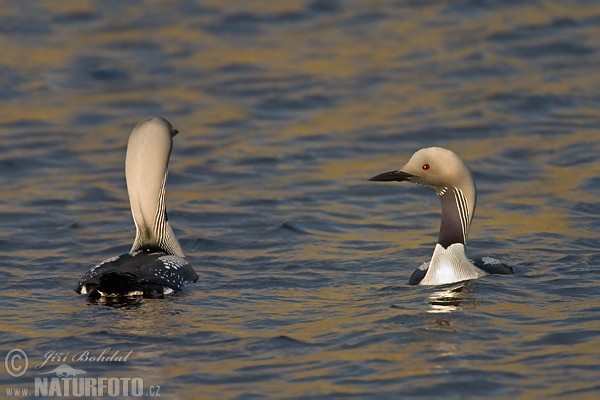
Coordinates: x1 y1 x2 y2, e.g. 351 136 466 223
1 1 600 398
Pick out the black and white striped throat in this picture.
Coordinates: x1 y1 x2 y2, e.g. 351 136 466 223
436 186 470 246
453 187 470 242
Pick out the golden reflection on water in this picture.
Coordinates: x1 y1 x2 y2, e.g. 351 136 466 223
427 283 472 314
2 1 600 398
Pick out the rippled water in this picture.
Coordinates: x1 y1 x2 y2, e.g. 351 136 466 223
1 1 600 398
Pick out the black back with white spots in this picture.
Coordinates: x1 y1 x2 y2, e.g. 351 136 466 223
75 249 198 298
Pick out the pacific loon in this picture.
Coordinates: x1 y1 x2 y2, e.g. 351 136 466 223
369 147 513 285
76 116 198 298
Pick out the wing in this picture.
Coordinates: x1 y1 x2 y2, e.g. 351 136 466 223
408 261 429 285
472 256 514 275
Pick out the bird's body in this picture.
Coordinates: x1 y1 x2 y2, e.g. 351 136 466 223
76 116 198 298
369 147 512 286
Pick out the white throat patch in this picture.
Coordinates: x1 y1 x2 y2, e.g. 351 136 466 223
419 243 487 285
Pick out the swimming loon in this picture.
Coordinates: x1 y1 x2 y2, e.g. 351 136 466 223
76 116 198 298
369 147 513 285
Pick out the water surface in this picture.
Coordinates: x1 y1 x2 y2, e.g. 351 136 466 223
1 1 600 398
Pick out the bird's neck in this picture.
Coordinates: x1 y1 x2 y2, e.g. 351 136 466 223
130 173 185 258
436 187 469 248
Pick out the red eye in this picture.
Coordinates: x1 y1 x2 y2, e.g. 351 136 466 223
422 164 430 170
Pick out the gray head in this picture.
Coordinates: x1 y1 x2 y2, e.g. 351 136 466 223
369 147 477 245
126 116 185 257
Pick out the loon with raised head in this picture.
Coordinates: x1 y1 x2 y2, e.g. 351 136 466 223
76 116 198 298
369 147 513 285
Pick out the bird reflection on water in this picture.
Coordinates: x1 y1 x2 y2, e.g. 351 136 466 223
2 1 600 397
427 281 480 314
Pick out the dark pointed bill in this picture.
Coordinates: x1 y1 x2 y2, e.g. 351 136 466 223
368 170 413 182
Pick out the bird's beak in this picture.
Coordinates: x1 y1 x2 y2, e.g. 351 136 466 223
171 129 179 137
368 170 414 182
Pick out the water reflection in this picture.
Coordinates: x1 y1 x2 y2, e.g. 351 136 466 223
2 0 600 398
86 296 145 309
427 281 478 314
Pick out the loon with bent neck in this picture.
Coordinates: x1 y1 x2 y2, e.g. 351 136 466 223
369 147 513 285
76 116 198 298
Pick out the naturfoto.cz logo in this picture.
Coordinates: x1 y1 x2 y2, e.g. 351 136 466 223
4 348 161 398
